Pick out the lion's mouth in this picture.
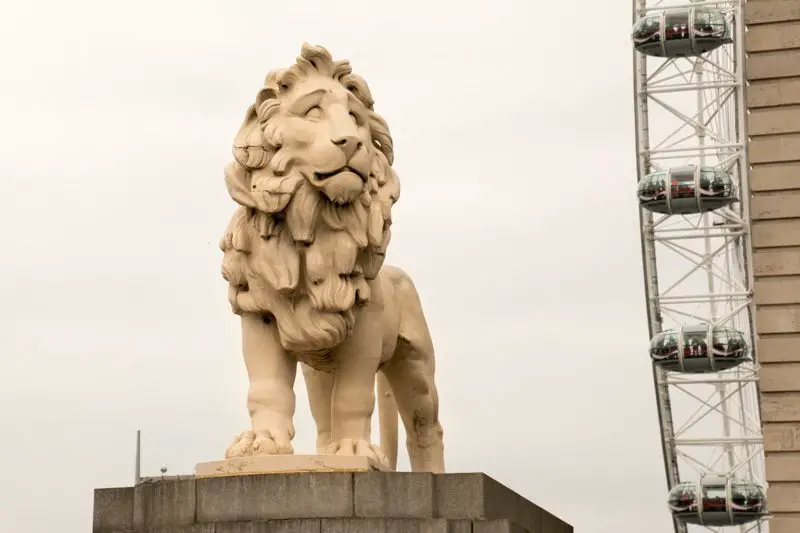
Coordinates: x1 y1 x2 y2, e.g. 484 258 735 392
313 166 366 182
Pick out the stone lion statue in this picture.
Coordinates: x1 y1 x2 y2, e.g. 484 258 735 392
219 43 444 473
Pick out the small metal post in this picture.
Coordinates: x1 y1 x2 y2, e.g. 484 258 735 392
135 430 141 485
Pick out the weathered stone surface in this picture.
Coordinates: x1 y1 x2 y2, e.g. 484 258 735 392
447 521 472 533
768 482 800 513
754 249 800 277
471 519 529 533
434 474 569 533
761 362 800 391
758 334 800 362
93 487 135 533
764 422 800 451
149 525 215 533
749 105 800 136
746 0 800 25
354 472 434 518
149 521 318 533
769 513 800 533
756 305 800 334
320 518 448 533
748 78 800 109
766 451 800 481
197 456 384 478
755 278 800 304
94 472 572 532
747 20 800 52
134 478 196 530
750 132 800 164
196 473 353 522
762 391 800 422
748 49 800 80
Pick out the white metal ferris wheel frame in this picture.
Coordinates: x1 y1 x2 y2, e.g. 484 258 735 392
632 1 767 533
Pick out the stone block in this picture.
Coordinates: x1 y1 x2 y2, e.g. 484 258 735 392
758 334 800 362
746 0 800 25
433 474 570 533
149 525 215 533
769 513 800 533
750 132 800 164
354 472 434 518
753 219 800 248
762 391 800 422
218 521 321 533
764 422 800 451
196 473 353 522
447 521 472 533
754 248 800 277
147 520 532 533
134 478 196 529
747 49 800 80
761 362 800 391
747 20 800 52
471 520 528 533
757 305 800 334
749 105 800 136
755 278 800 304
93 486 135 532
766 451 800 481
149 523 318 533
320 518 448 533
94 472 573 532
748 78 800 108
752 190 800 220
751 162 800 192
768 482 800 512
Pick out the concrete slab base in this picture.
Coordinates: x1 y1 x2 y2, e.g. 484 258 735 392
195 455 388 478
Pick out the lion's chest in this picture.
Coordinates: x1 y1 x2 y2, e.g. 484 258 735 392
292 350 337 373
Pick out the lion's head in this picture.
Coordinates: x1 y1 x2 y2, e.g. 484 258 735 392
220 43 400 354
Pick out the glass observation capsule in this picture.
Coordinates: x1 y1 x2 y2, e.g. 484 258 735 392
650 325 749 373
637 166 736 215
668 477 767 526
632 7 731 57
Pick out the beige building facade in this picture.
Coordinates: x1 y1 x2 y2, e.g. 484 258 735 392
746 1 800 530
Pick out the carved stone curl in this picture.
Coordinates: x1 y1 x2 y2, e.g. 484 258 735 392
220 43 444 473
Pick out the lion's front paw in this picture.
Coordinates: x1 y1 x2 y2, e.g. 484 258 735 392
326 438 390 469
225 427 294 458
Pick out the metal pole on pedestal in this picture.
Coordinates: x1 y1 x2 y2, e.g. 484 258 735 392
135 430 141 485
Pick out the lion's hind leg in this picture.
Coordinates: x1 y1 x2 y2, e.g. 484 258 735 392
382 268 444 473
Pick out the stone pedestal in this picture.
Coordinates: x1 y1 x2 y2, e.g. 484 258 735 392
93 468 573 533
195 455 388 478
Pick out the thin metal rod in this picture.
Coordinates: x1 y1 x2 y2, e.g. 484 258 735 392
135 430 141 486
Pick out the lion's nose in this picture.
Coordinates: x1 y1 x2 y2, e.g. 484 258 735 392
331 135 363 160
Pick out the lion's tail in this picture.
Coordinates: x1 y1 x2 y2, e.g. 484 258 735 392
377 370 399 470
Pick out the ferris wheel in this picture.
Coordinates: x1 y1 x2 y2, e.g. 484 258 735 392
631 1 769 532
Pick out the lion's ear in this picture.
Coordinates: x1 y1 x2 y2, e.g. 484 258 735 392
256 87 278 107
233 105 269 169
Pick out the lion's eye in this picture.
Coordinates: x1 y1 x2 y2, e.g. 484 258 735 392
304 106 323 119
349 111 359 124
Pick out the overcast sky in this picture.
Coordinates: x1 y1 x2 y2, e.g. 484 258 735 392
0 1 679 531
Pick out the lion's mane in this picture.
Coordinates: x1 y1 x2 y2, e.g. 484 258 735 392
220 44 400 356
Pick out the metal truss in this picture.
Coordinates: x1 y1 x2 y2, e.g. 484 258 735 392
632 1 767 532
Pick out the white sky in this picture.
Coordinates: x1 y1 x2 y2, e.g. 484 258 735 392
0 1 676 531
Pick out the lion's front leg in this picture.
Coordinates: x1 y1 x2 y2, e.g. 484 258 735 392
226 313 297 458
326 309 388 468
301 363 334 454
